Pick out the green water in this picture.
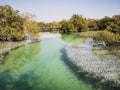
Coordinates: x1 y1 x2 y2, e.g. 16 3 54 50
0 33 109 90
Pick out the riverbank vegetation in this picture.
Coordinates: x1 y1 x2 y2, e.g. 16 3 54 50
0 5 24 41
59 14 88 33
0 5 120 45
58 14 120 45
22 13 40 37
0 5 39 41
38 14 120 45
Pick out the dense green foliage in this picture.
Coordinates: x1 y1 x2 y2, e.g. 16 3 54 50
92 15 120 45
93 31 120 45
0 5 24 41
59 14 120 45
88 19 98 31
0 5 40 41
60 20 76 33
60 14 88 33
96 15 120 34
22 13 40 37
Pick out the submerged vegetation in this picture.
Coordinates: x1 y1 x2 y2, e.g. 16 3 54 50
0 4 120 90
65 45 120 88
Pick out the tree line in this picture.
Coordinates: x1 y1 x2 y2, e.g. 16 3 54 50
88 15 120 45
38 14 120 45
38 14 120 34
59 14 120 34
0 5 120 44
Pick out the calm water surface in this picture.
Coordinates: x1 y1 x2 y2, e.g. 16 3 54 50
0 33 119 90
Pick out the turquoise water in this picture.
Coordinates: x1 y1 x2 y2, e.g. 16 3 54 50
0 33 109 90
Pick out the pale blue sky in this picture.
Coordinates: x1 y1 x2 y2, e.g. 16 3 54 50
0 0 120 22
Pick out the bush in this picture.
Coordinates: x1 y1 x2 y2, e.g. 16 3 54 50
0 5 24 41
93 31 120 45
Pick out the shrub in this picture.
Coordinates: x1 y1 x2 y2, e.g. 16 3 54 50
93 31 120 45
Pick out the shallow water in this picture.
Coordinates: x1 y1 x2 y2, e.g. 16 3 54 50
0 33 119 90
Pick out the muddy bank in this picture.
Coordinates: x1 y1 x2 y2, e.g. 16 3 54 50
65 45 120 87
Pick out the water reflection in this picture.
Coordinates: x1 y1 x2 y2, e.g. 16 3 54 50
61 34 92 47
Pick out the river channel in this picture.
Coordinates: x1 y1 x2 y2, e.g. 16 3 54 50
0 32 119 90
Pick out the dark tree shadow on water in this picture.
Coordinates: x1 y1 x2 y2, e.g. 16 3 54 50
60 48 120 90
0 72 13 90
0 71 40 90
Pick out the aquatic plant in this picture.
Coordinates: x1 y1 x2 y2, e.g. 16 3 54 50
65 45 120 87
